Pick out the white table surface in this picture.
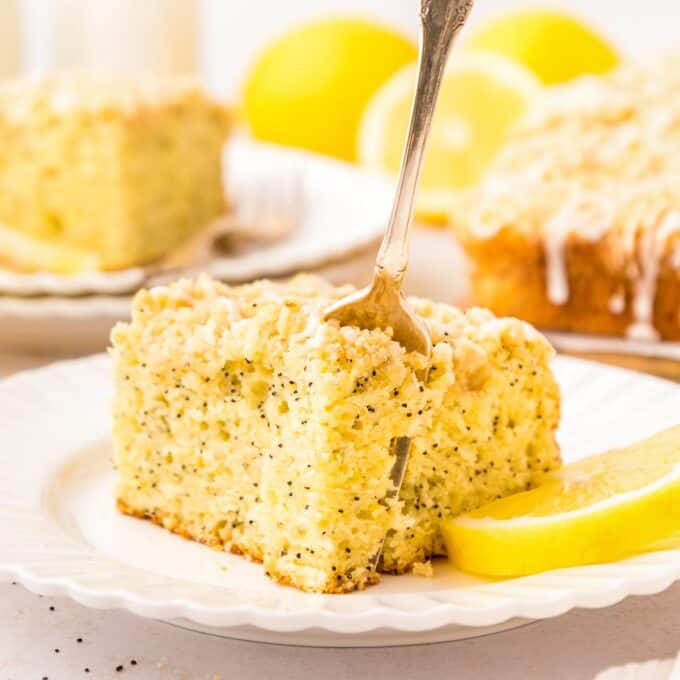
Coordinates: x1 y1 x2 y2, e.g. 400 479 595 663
1 229 679 679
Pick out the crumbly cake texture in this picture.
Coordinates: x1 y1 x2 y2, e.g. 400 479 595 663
0 74 231 270
112 275 560 593
450 55 680 340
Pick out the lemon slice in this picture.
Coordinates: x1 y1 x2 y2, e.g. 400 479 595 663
0 223 100 274
358 51 540 224
442 425 680 577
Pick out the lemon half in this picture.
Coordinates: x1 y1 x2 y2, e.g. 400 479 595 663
358 51 540 223
442 425 680 577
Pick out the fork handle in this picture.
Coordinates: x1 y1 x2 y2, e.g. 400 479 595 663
375 0 473 283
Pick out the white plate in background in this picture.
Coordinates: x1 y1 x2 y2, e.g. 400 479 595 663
0 137 393 297
0 228 469 356
1 355 680 647
545 332 680 363
0 246 382 356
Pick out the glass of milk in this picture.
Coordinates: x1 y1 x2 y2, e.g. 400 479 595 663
19 0 199 75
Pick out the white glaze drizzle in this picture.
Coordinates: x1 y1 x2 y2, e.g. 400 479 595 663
608 289 626 315
627 211 680 340
542 193 615 306
543 217 570 306
671 243 680 270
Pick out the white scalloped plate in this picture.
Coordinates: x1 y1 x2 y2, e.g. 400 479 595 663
0 138 392 297
1 355 680 647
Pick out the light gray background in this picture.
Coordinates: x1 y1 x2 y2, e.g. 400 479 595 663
201 0 680 95
7 1 680 94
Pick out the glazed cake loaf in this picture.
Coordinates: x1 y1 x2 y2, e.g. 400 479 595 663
450 55 680 340
111 275 561 593
0 75 231 270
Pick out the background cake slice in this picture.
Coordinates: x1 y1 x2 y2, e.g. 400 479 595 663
450 55 680 340
0 74 232 270
111 275 560 593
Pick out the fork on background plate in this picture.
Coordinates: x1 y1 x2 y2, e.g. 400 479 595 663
145 159 304 285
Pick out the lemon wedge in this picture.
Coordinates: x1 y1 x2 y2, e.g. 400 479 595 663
442 425 680 577
243 18 416 161
358 51 540 223
468 9 619 85
0 223 100 274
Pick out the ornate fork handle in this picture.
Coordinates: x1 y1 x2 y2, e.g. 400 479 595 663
421 0 474 29
376 0 473 283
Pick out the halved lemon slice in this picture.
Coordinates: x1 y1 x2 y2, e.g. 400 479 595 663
357 51 540 224
0 223 100 274
442 425 680 577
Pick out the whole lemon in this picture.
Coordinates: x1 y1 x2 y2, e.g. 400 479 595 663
242 18 417 161
468 9 619 85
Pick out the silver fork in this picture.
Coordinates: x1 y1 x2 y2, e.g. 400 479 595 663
219 170 304 245
323 0 474 571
